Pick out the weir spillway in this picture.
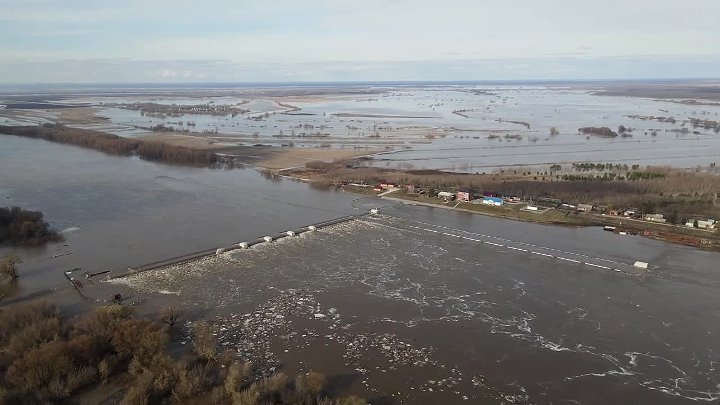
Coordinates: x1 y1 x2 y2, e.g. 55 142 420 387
112 213 370 279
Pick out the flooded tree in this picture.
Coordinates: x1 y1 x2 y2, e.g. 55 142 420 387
0 207 61 246
159 304 182 327
0 253 20 280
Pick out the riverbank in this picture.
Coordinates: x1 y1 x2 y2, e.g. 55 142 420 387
277 158 720 251
375 190 720 250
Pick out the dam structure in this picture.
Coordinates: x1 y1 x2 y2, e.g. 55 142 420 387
112 212 377 279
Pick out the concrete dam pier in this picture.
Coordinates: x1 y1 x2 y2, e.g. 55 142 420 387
113 212 376 279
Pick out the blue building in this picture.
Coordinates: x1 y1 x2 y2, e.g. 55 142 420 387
482 196 504 206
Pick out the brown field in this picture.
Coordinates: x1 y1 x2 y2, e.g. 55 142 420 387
56 107 109 125
257 147 378 170
137 133 226 150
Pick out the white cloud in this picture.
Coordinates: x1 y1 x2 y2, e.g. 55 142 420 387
1 0 720 82
157 70 178 78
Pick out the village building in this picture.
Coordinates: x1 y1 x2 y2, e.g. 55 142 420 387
456 188 473 202
698 219 717 230
644 213 667 223
437 191 455 201
577 203 593 212
685 218 716 229
482 196 504 206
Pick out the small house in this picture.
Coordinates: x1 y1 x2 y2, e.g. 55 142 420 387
405 184 416 193
456 188 473 202
482 196 504 206
380 182 396 190
577 203 593 212
437 191 455 201
644 213 667 223
698 219 717 230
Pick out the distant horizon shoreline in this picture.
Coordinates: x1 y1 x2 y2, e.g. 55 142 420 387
1 77 719 89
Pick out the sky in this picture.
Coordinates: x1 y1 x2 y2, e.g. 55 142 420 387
1 0 719 83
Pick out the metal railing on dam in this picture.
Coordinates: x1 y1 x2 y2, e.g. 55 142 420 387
111 212 376 279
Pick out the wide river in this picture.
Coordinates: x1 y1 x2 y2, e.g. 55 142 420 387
2 135 719 404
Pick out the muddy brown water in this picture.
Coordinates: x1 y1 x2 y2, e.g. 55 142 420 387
2 135 720 404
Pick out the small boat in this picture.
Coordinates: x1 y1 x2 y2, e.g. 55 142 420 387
603 226 616 232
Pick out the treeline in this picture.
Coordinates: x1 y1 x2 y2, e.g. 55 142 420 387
0 124 217 166
0 301 366 405
0 207 61 246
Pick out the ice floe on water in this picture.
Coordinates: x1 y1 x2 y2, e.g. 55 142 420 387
110 215 720 403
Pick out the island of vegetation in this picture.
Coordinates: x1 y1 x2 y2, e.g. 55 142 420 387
578 126 618 137
0 124 218 166
0 207 61 246
0 299 366 405
105 101 251 118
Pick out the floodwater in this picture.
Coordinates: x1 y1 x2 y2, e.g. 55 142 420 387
0 135 358 295
4 84 720 171
2 133 720 404
5 84 720 171
116 209 720 404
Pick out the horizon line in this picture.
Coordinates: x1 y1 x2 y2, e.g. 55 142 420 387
1 77 719 87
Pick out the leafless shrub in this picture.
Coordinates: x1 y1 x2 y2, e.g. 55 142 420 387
5 316 62 357
98 359 111 384
111 319 169 365
121 372 153 405
295 371 326 405
171 363 207 400
192 322 218 362
0 254 20 280
225 362 254 395
335 396 369 405
159 304 181 327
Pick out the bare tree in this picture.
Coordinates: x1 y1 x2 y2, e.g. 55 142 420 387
160 305 182 327
0 253 21 280
192 322 217 363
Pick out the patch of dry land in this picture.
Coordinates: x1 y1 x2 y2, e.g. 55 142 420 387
256 147 377 170
137 132 225 150
139 133 378 169
56 107 109 125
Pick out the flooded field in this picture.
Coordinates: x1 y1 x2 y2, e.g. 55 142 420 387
3 83 720 171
